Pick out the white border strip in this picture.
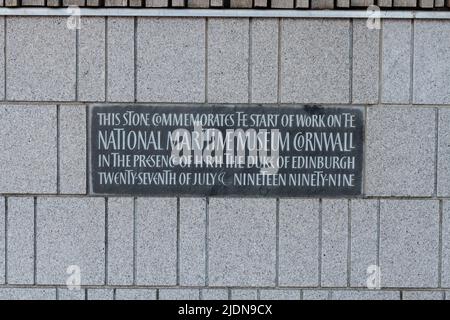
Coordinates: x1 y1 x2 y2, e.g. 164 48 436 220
0 8 449 19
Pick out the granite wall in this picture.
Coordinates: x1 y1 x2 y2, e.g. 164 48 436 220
0 16 450 300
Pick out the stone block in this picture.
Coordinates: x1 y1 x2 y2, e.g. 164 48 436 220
0 105 57 194
208 199 276 287
7 17 76 101
137 18 205 102
207 18 249 103
281 19 350 103
366 107 435 196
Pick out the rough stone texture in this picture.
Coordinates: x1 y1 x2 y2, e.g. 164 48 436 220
352 19 379 104
250 19 278 103
231 289 257 300
136 198 177 285
104 0 127 5
0 105 57 194
107 17 135 102
59 105 86 194
366 107 435 196
230 0 252 7
87 289 114 300
311 0 334 8
272 0 294 7
107 198 134 285
208 199 276 287
438 109 450 197
0 18 4 101
332 290 400 300
381 20 412 103
180 198 206 286
7 17 75 101
36 198 105 285
281 19 350 103
443 201 450 287
137 18 205 102
145 0 169 7
380 200 439 288
0 198 4 284
260 289 301 300
207 18 249 103
302 290 330 300
115 289 157 300
159 289 200 300
79 17 105 102
296 0 310 7
418 0 434 7
279 199 319 287
414 21 450 104
188 0 209 7
7 197 34 285
394 0 417 6
0 288 56 300
58 289 85 300
321 200 348 287
350 200 378 287
201 289 229 300
402 291 444 300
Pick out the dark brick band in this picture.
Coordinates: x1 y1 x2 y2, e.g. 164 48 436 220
1 0 450 9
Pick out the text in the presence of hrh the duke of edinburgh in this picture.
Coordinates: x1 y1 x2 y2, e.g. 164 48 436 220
90 105 364 197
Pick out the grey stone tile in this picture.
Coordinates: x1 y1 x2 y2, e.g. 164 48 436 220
159 289 200 300
79 17 105 102
6 17 76 101
0 18 4 101
321 200 348 287
442 201 450 287
279 199 319 287
208 18 249 103
446 291 450 300
180 198 206 286
208 198 276 287
0 198 4 284
259 289 301 300
414 21 450 104
115 289 157 300
0 105 57 194
272 0 294 7
36 198 105 285
57 288 86 300
107 17 135 102
136 198 177 285
59 105 86 194
251 18 278 103
87 289 114 300
332 290 400 300
380 200 439 288
230 289 257 300
366 107 435 196
281 19 350 103
201 289 228 300
0 288 56 300
352 19 379 104
350 199 378 287
7 197 34 284
302 290 330 300
188 0 209 7
402 291 444 300
381 20 412 103
107 197 134 285
438 109 450 197
137 18 205 102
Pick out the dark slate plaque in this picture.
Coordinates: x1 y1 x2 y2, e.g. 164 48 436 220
89 105 364 197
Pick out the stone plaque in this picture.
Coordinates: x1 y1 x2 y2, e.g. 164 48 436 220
90 105 364 196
